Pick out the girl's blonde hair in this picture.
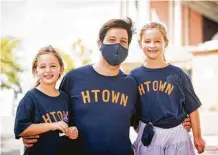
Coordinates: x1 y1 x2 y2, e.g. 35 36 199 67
138 22 169 48
32 45 64 87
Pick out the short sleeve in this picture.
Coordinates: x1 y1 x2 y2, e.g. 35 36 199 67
59 74 69 94
14 93 35 139
180 70 202 114
63 93 74 126
59 75 75 126
131 94 141 130
129 71 141 129
128 70 134 77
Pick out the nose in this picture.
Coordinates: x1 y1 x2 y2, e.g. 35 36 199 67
149 42 155 48
45 67 51 72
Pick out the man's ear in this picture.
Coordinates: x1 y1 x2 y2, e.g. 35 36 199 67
97 40 102 49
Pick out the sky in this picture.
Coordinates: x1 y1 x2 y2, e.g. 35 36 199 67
0 0 144 116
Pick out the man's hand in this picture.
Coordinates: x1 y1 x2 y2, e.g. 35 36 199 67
22 135 40 148
66 126 78 140
183 117 192 131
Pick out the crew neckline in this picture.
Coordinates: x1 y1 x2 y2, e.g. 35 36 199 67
141 64 171 72
89 64 122 78
34 88 61 98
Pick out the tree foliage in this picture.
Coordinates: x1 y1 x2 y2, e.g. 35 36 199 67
72 39 91 66
0 38 22 92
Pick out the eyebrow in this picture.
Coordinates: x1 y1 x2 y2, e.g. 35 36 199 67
108 36 128 40
108 36 116 39
144 38 162 40
38 62 58 65
121 38 128 41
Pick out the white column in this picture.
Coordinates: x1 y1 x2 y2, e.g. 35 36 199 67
138 0 150 29
128 0 137 22
174 0 182 48
118 0 123 18
184 6 190 45
169 0 174 48
120 0 128 18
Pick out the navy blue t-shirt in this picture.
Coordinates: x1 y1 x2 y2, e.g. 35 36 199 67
130 64 201 128
59 65 138 155
14 88 70 155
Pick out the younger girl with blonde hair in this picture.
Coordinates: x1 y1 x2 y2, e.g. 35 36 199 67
14 46 78 155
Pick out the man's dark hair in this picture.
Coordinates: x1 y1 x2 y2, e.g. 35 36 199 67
99 17 134 45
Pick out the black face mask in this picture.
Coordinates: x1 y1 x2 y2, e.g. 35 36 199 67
100 43 128 66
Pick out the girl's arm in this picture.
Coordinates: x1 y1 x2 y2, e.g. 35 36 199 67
19 121 69 137
190 109 205 153
189 109 202 138
180 70 205 153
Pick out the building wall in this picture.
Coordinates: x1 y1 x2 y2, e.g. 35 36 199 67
123 0 204 72
189 9 203 45
150 1 169 28
192 51 218 111
150 1 203 47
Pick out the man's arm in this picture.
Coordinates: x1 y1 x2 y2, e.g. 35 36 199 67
183 116 192 131
22 135 40 148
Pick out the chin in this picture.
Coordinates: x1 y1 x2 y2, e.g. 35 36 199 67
41 80 56 85
146 54 160 59
147 56 159 60
112 64 121 68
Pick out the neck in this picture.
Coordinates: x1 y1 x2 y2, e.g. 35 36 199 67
93 57 120 76
36 84 59 97
144 59 168 69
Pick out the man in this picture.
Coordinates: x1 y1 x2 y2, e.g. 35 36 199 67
22 17 191 155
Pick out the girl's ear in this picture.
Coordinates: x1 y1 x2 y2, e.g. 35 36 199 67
33 69 38 78
58 67 64 79
60 67 64 76
164 43 168 48
138 40 143 49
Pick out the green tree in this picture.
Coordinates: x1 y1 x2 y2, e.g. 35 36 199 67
56 48 75 73
0 38 22 92
72 39 92 66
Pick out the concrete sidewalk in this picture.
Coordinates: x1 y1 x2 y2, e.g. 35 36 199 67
1 116 22 155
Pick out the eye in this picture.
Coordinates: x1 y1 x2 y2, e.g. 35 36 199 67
109 38 116 42
155 41 161 43
144 40 150 43
121 40 127 44
39 66 46 69
51 65 57 68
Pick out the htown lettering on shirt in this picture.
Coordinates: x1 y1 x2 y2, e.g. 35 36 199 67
81 89 128 107
138 80 174 96
42 111 68 123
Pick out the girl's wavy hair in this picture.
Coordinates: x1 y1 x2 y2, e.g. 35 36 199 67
138 22 169 47
32 45 64 87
